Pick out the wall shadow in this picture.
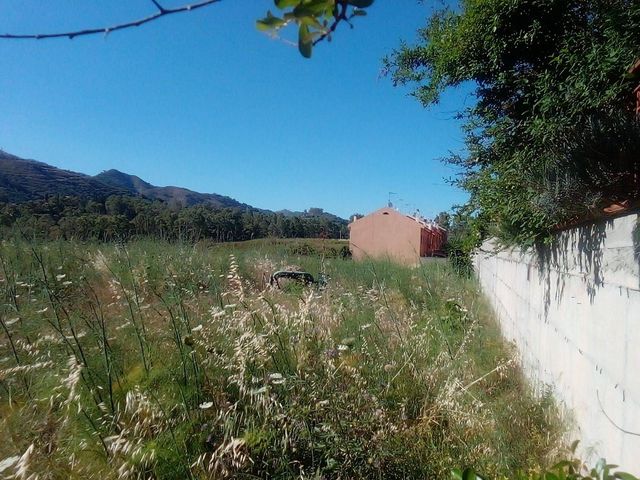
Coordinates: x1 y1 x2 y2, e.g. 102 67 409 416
536 218 611 319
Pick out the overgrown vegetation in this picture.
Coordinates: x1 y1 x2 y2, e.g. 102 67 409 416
454 440 639 479
1 238 564 478
386 0 640 247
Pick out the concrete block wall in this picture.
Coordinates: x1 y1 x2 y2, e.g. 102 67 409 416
474 213 640 470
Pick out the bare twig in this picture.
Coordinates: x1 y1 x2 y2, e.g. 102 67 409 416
0 0 221 40
149 0 167 13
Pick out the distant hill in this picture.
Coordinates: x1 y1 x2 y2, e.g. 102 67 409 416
94 169 249 209
0 151 346 222
0 150 250 210
0 150 128 202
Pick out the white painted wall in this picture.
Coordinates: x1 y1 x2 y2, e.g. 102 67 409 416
474 213 640 471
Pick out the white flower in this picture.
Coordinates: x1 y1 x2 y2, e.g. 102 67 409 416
56 274 66 281
337 344 349 352
36 307 48 314
268 373 285 384
199 401 213 409
62 281 73 286
191 324 203 332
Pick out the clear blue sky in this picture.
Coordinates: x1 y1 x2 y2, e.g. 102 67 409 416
0 1 472 219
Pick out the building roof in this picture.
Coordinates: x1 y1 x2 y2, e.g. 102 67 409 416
349 206 447 232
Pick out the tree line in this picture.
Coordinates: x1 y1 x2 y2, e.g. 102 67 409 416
0 195 348 242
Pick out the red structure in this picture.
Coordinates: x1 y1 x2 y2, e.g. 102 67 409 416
631 59 640 115
349 207 447 266
419 222 448 257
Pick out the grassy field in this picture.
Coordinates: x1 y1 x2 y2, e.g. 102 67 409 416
0 238 562 479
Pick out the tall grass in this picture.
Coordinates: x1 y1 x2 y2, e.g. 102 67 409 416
0 238 562 478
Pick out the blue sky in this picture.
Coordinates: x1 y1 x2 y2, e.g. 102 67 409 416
0 1 472 219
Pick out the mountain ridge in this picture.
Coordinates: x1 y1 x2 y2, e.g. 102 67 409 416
0 150 346 221
0 150 130 203
93 168 250 210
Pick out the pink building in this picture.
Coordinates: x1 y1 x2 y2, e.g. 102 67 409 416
348 207 447 266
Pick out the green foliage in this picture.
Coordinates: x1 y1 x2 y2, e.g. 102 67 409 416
452 468 485 480
453 442 640 479
439 206 486 276
385 0 640 246
257 0 374 58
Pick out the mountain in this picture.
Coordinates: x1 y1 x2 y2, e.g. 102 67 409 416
0 151 346 222
0 150 250 209
94 169 249 209
0 150 128 202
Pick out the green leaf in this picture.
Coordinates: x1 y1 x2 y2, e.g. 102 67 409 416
293 1 331 18
614 473 640 480
298 23 312 58
462 468 483 480
300 15 324 30
274 0 300 8
551 460 573 470
451 469 464 480
256 12 286 31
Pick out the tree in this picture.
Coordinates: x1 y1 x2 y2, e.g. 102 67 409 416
385 0 640 245
434 211 450 230
1 0 374 58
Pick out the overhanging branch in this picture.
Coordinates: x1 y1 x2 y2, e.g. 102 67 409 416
312 1 348 46
0 0 222 40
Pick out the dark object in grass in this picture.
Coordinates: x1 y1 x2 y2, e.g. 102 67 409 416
270 270 328 289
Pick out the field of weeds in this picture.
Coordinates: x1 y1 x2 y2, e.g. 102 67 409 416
0 239 561 479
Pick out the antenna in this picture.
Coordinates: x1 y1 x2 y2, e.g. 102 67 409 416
388 192 397 208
